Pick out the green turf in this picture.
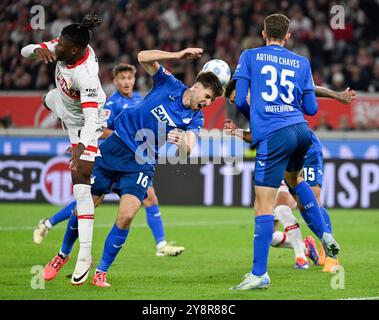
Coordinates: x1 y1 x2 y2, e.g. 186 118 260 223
0 204 378 300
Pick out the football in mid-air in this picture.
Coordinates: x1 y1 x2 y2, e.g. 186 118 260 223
202 59 231 86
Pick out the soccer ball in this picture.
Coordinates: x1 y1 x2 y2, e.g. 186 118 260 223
202 59 231 86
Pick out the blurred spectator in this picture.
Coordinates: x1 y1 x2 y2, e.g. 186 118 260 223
331 72 346 91
0 0 378 130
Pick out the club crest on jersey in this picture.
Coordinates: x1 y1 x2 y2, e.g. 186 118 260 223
151 105 176 127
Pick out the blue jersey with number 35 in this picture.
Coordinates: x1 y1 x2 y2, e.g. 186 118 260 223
233 44 315 145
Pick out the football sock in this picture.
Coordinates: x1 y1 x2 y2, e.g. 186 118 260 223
274 205 306 259
97 223 129 273
73 184 94 259
271 231 292 248
320 207 333 233
252 215 274 276
49 200 76 226
145 204 166 246
295 181 328 239
60 212 78 257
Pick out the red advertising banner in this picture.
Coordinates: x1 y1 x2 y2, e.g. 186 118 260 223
1 92 378 129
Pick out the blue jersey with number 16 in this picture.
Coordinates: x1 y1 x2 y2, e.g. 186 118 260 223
233 44 315 145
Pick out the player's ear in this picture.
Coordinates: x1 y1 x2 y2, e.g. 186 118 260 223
285 32 291 41
262 30 266 40
71 46 79 55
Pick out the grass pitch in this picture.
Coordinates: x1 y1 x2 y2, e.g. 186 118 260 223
0 204 378 300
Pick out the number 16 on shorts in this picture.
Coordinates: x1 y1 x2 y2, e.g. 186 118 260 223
136 172 150 188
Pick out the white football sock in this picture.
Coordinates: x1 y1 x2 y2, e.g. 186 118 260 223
271 231 292 248
73 184 94 260
274 205 307 260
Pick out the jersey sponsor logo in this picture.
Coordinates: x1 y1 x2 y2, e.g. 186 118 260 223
56 68 80 99
85 88 98 98
151 105 176 127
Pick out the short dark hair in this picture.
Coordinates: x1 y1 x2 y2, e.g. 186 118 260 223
112 63 137 77
264 13 290 40
224 80 236 99
61 14 103 48
195 71 224 98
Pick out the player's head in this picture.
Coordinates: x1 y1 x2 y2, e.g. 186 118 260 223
188 71 224 111
262 13 291 43
112 63 137 97
224 80 236 104
55 14 103 62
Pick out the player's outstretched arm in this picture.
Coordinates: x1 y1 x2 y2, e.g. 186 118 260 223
314 86 357 104
223 119 252 143
21 39 57 63
137 48 203 76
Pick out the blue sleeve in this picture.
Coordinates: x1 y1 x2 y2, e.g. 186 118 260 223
232 49 250 81
104 98 124 130
235 79 250 120
104 100 116 130
186 112 204 135
152 65 182 89
302 59 315 93
301 59 318 115
302 92 318 116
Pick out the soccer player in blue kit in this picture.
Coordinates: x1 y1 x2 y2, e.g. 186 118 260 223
230 13 340 290
36 63 185 258
88 48 223 287
224 80 356 272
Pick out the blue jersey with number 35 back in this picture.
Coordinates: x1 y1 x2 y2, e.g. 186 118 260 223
233 44 315 145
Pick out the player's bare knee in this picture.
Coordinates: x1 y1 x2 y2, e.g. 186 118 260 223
116 211 134 229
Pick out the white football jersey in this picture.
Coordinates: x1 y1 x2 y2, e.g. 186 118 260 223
40 38 106 128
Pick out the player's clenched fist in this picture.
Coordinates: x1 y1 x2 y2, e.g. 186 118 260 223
167 128 185 145
34 48 57 64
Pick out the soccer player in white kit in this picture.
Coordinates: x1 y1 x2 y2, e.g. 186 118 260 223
21 15 106 285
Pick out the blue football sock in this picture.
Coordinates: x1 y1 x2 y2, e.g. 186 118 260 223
97 224 129 273
252 215 274 276
295 181 327 239
49 200 76 226
320 207 333 234
299 209 319 238
146 204 165 245
60 213 78 256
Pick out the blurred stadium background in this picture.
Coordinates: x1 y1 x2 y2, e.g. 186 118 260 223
0 0 378 208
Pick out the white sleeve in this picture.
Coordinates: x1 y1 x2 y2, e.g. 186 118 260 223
77 73 101 147
79 108 99 148
20 38 58 59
